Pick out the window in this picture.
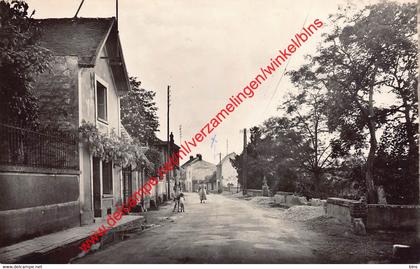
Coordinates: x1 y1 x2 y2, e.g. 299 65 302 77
102 161 113 195
96 81 107 121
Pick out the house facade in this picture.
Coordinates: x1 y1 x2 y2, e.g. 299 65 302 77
120 126 151 211
181 154 216 192
151 133 180 206
35 17 133 224
0 17 137 247
216 152 239 192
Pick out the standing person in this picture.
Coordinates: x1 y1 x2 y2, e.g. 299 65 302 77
179 193 185 212
173 182 181 212
199 184 207 203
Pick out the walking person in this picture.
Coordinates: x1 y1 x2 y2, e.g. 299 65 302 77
198 184 207 203
173 182 181 212
179 193 185 212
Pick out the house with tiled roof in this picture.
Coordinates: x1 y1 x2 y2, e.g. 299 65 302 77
181 154 216 192
216 152 239 192
32 17 135 227
150 133 181 207
34 17 135 225
0 16 137 246
34 17 131 223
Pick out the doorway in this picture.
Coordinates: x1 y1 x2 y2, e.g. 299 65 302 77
92 157 101 217
122 166 132 203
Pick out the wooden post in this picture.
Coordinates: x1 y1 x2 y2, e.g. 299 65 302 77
242 128 247 195
167 85 170 200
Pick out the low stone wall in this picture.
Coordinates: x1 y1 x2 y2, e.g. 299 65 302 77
367 204 420 231
273 192 309 206
309 198 326 207
273 193 288 204
326 198 420 231
0 166 80 246
326 198 366 225
286 195 307 205
247 189 262 197
276 191 294 196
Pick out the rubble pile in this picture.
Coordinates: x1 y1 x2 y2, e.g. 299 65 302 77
282 205 325 221
250 196 273 206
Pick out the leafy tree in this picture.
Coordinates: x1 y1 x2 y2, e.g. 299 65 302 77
231 118 303 194
0 0 51 125
144 147 162 177
257 118 303 193
289 2 418 203
376 121 417 204
280 86 339 196
371 2 418 203
231 127 263 190
120 77 160 145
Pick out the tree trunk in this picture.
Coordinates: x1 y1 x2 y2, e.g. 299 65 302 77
313 170 321 196
366 120 377 203
365 75 378 204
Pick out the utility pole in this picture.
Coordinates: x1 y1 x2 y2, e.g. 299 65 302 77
226 139 229 156
179 125 182 146
141 167 145 208
242 128 247 195
167 85 171 200
116 0 118 30
219 152 222 192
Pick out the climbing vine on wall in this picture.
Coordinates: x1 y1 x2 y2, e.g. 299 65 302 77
78 121 150 169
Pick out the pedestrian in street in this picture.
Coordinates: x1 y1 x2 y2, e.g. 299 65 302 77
173 182 181 212
179 193 185 212
199 184 207 203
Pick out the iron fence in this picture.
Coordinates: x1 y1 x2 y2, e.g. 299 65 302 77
0 122 78 170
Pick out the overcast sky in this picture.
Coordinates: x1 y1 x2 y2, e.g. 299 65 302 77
28 0 382 164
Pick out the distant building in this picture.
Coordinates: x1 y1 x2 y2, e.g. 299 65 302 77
152 133 180 206
216 152 239 192
181 154 216 192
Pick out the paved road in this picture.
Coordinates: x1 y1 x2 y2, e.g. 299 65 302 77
75 193 323 263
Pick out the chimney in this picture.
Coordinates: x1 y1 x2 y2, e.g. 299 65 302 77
196 154 202 161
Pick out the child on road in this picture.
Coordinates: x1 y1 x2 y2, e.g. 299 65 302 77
179 193 185 212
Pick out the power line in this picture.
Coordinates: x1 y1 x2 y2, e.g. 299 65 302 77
258 6 312 122
74 0 85 18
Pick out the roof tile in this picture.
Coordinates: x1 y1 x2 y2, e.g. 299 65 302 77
35 17 114 65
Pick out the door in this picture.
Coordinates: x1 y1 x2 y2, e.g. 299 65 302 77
122 166 132 203
92 157 101 217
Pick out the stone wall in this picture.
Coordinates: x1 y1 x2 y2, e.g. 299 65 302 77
309 198 326 207
273 192 310 206
326 198 420 231
326 198 367 225
367 204 420 231
0 166 80 246
247 189 262 196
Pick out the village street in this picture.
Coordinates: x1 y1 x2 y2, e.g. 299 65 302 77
1 1 418 266
74 193 323 263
